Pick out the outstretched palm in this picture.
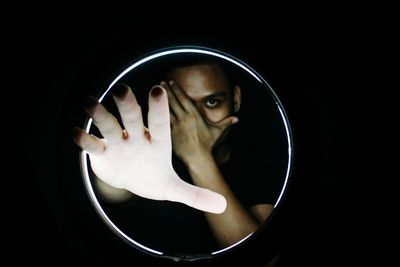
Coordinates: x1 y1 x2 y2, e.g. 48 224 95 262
73 84 226 214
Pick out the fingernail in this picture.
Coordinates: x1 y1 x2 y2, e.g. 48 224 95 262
83 96 98 111
112 83 128 99
160 81 167 87
150 86 163 99
168 80 174 86
232 117 239 124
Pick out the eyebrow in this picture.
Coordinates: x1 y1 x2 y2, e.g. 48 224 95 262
203 92 227 100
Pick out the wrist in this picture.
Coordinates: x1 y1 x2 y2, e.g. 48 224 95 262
184 149 215 170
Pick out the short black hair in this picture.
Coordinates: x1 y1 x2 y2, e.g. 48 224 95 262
155 53 238 89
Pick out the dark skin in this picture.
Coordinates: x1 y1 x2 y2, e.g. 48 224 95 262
74 63 274 248
164 63 273 247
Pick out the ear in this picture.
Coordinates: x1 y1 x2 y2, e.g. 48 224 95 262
233 85 241 113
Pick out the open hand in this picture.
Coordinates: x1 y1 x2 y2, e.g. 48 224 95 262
73 84 226 214
163 80 238 163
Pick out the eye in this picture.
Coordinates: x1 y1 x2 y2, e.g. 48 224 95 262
205 98 220 108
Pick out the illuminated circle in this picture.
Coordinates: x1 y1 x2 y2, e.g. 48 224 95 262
79 46 293 261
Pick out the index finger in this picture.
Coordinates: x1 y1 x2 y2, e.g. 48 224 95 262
168 80 198 113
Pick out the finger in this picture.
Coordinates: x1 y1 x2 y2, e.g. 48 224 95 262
84 97 124 145
161 81 186 119
165 178 227 214
170 111 176 125
212 116 239 131
112 84 145 139
148 86 171 142
72 127 105 155
168 80 197 113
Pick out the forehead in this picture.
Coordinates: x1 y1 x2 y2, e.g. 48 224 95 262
168 63 231 97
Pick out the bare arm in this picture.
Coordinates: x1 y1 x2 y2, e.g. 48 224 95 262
186 152 265 247
165 80 273 247
93 175 134 203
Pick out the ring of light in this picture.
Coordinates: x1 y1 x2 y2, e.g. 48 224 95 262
79 46 294 257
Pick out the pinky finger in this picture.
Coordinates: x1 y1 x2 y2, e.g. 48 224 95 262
73 127 105 155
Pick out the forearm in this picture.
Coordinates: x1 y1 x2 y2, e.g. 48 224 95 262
94 176 133 203
185 152 260 247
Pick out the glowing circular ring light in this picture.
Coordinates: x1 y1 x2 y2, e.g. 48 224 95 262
79 45 294 260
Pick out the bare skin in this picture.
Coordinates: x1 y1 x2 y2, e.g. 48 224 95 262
164 64 273 247
73 63 274 248
73 84 227 214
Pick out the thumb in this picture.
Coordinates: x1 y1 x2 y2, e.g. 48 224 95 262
165 178 227 214
214 116 239 130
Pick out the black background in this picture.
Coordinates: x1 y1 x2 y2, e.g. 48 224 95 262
4 4 382 267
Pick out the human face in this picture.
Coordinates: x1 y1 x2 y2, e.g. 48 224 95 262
168 64 241 124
